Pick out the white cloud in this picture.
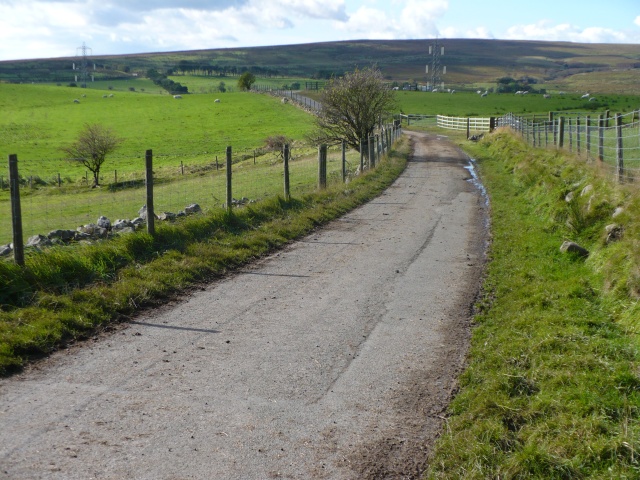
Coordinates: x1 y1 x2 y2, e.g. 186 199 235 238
334 0 447 40
398 0 447 36
464 27 494 39
505 20 633 43
334 6 395 37
0 0 638 60
275 0 348 21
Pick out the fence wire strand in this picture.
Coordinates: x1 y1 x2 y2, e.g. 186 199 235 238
1 124 403 248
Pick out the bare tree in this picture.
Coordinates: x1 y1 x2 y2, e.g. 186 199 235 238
61 123 123 187
314 67 397 153
264 135 293 160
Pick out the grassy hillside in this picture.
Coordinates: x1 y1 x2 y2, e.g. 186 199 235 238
0 83 315 180
1 39 639 94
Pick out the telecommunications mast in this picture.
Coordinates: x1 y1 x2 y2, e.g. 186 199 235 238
74 42 92 88
425 38 446 91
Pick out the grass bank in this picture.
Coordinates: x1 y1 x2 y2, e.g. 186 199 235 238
0 139 408 376
427 130 640 478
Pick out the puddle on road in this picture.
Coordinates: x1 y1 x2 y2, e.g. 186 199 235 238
464 158 489 207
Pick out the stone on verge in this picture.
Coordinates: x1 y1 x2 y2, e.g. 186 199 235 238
560 241 589 257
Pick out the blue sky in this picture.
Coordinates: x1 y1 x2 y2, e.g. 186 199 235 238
0 0 638 61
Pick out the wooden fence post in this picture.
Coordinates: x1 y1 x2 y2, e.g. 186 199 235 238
545 120 549 147
558 117 565 149
226 146 233 212
598 114 605 162
318 144 327 189
145 149 155 237
568 118 573 152
283 144 290 201
466 117 471 140
341 140 346 183
360 138 364 172
586 116 591 157
8 154 24 266
576 118 581 154
616 113 624 182
369 136 375 168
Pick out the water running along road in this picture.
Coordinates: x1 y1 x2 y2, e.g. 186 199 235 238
0 131 488 479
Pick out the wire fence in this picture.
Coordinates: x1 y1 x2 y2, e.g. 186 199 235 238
497 110 640 182
2 123 403 264
402 109 640 183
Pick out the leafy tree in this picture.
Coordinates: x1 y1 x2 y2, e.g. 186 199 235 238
61 124 123 187
237 72 256 91
314 67 397 153
218 81 226 93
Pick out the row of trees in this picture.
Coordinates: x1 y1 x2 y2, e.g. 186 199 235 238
174 62 281 78
172 62 346 80
495 76 546 94
146 69 189 95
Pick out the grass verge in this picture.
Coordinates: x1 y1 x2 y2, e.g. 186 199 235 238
0 138 409 376
426 129 640 478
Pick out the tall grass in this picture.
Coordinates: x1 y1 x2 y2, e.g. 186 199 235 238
426 130 640 478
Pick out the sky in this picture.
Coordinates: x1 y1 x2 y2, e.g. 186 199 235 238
0 0 639 61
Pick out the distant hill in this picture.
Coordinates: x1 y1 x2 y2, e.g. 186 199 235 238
1 39 639 94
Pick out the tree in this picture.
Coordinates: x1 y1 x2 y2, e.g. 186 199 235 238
217 81 226 93
237 71 256 91
314 67 397 153
61 124 123 187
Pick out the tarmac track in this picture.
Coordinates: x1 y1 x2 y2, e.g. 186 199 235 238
0 131 488 479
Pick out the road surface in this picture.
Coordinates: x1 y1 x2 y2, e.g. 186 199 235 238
0 131 488 479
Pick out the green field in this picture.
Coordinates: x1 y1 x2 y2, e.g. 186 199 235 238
395 90 640 117
0 83 315 181
2 80 638 246
169 75 316 94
